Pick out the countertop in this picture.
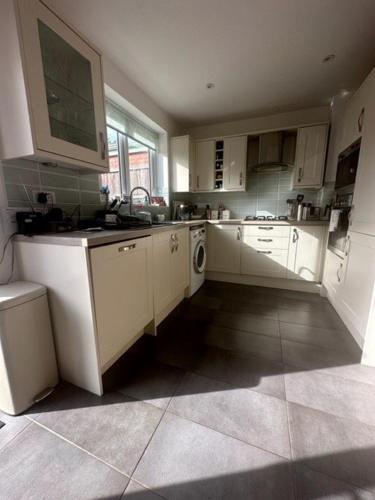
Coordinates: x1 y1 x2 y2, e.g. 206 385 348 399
14 218 329 248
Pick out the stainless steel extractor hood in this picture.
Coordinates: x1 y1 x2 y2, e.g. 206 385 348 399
251 131 293 172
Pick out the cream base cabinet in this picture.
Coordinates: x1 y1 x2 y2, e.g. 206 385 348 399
223 136 247 191
241 225 290 278
90 237 153 371
171 135 195 192
0 0 108 171
287 226 326 281
338 231 375 349
207 224 241 273
194 140 215 191
293 125 329 189
153 228 189 324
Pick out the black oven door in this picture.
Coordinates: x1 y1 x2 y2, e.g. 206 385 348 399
328 207 350 258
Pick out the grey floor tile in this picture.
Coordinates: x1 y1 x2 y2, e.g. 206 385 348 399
193 346 286 400
169 372 291 458
153 336 206 371
123 480 164 499
133 412 294 500
203 324 282 362
278 308 346 331
212 310 280 338
27 383 163 476
281 339 359 370
118 361 185 410
0 423 128 500
294 464 374 499
280 321 353 351
221 298 279 319
274 288 326 303
285 370 375 427
288 402 375 493
276 296 335 313
321 363 375 387
0 411 30 452
190 294 222 310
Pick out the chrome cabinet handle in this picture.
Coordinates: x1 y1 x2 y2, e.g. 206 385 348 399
337 262 343 282
99 131 106 160
348 205 354 226
257 238 272 242
298 167 303 183
237 226 241 240
358 107 365 133
118 243 136 253
292 228 299 243
239 172 243 186
257 250 272 254
344 235 351 256
258 226 274 230
196 175 200 188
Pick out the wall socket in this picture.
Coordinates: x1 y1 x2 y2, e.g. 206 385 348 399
32 190 56 205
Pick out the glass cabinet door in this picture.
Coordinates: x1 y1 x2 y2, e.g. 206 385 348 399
17 0 108 170
37 20 98 152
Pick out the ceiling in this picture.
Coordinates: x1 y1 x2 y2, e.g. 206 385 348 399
48 0 375 126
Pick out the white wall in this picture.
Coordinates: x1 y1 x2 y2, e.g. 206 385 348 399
184 106 330 140
103 58 180 137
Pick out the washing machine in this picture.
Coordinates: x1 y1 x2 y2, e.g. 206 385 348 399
188 223 207 296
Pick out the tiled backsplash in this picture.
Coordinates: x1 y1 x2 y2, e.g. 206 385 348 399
172 170 335 219
1 159 104 217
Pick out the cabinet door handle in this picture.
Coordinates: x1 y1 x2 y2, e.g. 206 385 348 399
348 205 354 226
197 175 200 188
258 226 274 230
99 131 106 160
257 238 273 242
257 250 272 254
358 107 365 133
337 262 343 282
118 243 136 253
298 167 303 183
237 226 242 240
344 235 351 256
292 228 299 243
239 172 243 186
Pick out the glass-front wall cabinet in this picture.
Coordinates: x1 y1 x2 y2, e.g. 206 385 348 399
17 0 108 170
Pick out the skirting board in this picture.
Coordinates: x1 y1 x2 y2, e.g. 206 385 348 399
206 271 321 294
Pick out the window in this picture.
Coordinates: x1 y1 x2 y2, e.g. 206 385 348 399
100 101 168 207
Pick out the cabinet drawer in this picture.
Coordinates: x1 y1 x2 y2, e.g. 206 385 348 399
241 247 288 278
243 225 291 238
242 235 289 250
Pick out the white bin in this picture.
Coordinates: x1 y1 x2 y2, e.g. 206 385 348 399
0 281 58 415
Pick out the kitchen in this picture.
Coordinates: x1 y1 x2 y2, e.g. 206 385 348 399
1 0 375 498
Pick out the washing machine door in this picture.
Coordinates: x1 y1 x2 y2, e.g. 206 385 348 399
193 240 206 274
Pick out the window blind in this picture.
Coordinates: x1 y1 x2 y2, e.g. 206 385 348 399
106 100 159 150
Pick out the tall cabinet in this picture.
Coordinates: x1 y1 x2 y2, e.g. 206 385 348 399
0 0 108 171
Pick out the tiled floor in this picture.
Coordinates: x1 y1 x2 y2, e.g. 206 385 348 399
1 280 375 499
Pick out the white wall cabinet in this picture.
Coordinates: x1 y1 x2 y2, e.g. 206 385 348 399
223 136 247 191
349 69 375 237
0 0 108 172
153 227 189 323
194 140 215 191
293 125 329 188
287 225 326 281
207 224 241 273
90 237 153 371
171 135 194 192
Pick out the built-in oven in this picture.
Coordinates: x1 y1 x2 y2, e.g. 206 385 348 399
335 138 361 190
328 193 353 259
